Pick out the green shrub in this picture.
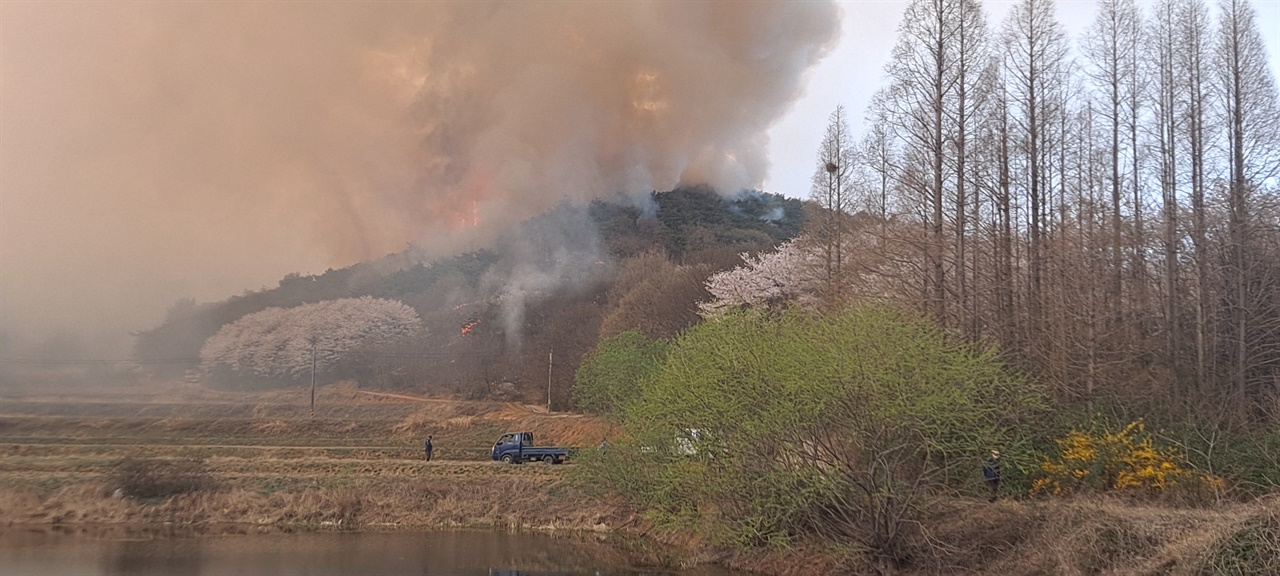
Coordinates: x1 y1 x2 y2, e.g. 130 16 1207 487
585 304 1046 565
573 331 668 415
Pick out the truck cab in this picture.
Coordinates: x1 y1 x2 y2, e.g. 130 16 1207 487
493 432 533 455
491 431 567 464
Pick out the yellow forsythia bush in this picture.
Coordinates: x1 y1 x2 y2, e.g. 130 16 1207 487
1032 420 1221 497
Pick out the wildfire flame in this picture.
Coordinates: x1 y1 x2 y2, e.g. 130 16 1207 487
461 319 480 335
449 175 488 230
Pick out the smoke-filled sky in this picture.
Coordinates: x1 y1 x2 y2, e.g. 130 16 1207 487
0 1 839 355
1 0 1277 358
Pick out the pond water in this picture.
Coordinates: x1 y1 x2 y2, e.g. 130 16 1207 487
0 528 741 576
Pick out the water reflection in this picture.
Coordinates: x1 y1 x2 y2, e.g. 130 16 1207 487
0 528 737 576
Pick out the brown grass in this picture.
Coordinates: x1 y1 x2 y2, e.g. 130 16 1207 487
0 381 617 534
1 468 623 532
389 401 608 447
893 496 1280 576
7 382 1279 575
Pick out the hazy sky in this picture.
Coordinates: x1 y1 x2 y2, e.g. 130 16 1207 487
1 0 1277 357
763 0 1280 197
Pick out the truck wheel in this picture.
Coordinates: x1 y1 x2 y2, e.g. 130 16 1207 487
501 454 515 464
543 454 555 464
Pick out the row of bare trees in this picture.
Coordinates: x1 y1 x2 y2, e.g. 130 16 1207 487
808 0 1280 423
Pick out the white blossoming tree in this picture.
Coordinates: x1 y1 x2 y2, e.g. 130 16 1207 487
200 297 422 387
700 225 915 315
699 239 823 314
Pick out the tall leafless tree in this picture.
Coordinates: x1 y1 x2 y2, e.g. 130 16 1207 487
1216 0 1280 418
822 0 1280 421
1003 0 1071 349
807 105 859 301
1173 0 1217 396
1084 0 1141 323
885 0 964 319
1151 0 1184 397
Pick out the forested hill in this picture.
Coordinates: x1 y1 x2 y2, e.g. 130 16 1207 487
133 187 803 402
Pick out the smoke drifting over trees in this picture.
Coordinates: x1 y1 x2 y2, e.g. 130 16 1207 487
0 1 840 354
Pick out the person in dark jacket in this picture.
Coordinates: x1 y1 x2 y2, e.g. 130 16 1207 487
983 449 1002 502
424 435 434 462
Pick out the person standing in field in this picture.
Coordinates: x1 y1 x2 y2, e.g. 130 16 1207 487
983 450 1002 502
424 435 434 462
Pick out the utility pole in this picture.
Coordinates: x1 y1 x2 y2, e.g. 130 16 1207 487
547 350 553 413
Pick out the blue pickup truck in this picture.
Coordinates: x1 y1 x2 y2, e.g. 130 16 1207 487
491 431 568 464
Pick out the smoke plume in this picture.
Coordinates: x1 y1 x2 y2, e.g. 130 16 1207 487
0 1 840 354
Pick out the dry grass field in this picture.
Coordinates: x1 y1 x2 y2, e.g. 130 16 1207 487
0 379 618 532
4 379 1279 574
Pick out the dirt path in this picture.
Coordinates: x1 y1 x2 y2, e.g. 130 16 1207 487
356 390 464 403
0 441 442 450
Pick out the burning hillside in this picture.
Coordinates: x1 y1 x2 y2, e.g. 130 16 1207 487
133 189 804 405
2 1 840 358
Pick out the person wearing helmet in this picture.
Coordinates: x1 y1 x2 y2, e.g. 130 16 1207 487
983 449 1002 502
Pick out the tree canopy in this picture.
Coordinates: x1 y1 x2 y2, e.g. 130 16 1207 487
573 330 668 416
199 297 421 387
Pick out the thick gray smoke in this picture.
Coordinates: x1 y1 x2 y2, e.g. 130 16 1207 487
0 1 840 355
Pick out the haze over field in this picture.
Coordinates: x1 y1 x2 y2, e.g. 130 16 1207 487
0 1 839 356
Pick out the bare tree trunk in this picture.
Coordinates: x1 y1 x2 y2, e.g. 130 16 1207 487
999 82 1015 346
1215 0 1280 420
1187 3 1209 397
1155 0 1181 400
957 68 970 339
1130 44 1149 328
932 2 948 321
1005 0 1067 346
1086 102 1101 395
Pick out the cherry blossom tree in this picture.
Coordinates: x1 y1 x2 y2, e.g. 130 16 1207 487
700 227 912 315
200 297 422 385
699 240 821 315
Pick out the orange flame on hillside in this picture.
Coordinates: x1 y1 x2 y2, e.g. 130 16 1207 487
452 174 487 229
461 320 480 335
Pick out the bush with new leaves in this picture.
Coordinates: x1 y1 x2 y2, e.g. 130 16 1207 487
583 304 1045 564
200 297 422 387
573 331 668 416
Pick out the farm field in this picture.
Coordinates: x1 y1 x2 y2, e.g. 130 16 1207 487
0 380 617 531
6 380 1279 575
